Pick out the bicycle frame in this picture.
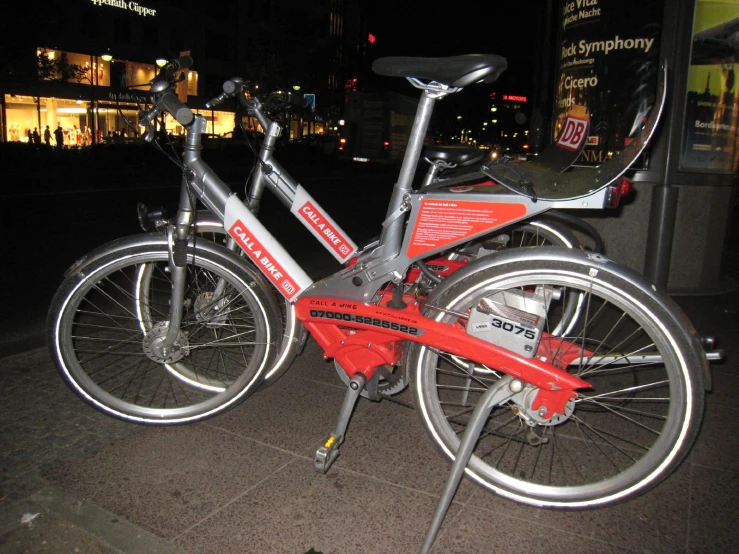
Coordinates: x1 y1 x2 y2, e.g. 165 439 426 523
47 56 721 535
162 61 666 412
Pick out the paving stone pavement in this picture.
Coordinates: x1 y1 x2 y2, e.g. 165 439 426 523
1 291 738 553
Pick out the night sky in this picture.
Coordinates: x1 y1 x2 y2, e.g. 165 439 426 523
364 1 549 96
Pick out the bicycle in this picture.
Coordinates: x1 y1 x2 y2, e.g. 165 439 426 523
48 54 720 513
136 93 599 395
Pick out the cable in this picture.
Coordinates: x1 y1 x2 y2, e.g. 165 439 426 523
416 260 442 284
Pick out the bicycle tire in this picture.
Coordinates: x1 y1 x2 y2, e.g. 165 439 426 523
409 247 706 508
495 219 580 250
48 234 281 424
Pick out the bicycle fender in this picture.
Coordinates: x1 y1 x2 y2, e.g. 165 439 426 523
62 232 267 288
424 247 711 390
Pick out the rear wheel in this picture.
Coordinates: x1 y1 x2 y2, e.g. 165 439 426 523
410 249 705 508
48 239 280 424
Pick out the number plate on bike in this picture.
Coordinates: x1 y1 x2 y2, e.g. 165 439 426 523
467 291 547 358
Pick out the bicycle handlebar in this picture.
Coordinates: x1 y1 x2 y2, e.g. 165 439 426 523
150 56 193 93
143 56 308 138
159 92 194 126
140 56 195 130
160 56 193 78
206 77 247 109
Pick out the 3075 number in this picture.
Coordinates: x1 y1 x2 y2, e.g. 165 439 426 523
491 317 537 340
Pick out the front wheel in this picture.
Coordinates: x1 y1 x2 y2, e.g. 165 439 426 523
410 248 706 508
48 236 281 424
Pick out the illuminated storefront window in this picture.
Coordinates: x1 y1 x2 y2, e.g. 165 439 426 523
37 48 111 86
125 62 157 88
5 46 210 145
4 94 143 145
97 103 141 142
4 95 93 145
36 47 183 90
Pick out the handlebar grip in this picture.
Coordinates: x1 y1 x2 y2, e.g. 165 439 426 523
159 92 194 126
163 56 193 75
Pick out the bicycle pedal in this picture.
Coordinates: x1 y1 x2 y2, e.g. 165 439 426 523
315 433 341 474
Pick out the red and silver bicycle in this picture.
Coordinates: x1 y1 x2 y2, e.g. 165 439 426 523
48 54 719 511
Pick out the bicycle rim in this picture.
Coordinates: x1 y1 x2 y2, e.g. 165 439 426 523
50 245 277 423
412 262 701 507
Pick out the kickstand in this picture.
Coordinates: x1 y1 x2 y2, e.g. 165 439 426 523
420 375 518 554
315 373 366 474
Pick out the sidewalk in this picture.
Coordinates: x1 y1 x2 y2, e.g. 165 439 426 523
1 291 738 553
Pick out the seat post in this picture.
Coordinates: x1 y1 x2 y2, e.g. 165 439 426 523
377 92 437 254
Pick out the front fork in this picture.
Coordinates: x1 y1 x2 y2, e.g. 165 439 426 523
161 208 194 351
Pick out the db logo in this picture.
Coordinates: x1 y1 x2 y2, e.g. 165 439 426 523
281 282 296 295
339 244 350 255
557 117 588 151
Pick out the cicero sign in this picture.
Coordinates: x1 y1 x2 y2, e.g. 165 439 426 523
90 0 156 17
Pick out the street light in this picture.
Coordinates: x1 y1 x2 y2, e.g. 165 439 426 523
101 50 113 62
156 58 167 68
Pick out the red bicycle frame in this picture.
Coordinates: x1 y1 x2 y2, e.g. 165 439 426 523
295 289 591 417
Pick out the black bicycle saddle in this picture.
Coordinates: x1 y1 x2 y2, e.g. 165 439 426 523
373 54 508 88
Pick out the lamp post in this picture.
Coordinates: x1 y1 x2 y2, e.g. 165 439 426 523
96 51 113 143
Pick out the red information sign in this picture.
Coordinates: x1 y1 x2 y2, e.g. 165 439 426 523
406 200 527 258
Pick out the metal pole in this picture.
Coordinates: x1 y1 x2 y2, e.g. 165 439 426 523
36 96 41 132
643 184 679 288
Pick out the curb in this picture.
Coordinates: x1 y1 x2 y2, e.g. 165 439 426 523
1 485 185 554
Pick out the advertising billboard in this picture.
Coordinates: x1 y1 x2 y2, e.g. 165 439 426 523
681 0 739 173
553 0 664 166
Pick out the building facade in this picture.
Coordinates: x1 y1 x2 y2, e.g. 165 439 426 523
0 0 368 145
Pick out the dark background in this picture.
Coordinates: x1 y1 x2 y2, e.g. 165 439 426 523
0 1 555 355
